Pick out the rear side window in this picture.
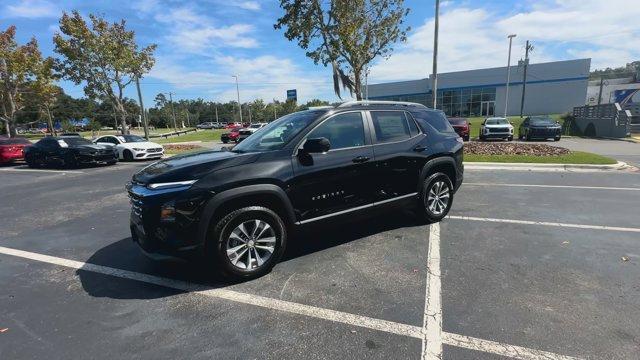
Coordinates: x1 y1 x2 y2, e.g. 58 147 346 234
370 111 412 143
411 111 456 134
307 112 365 150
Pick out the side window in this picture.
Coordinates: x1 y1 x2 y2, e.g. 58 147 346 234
406 112 420 137
108 137 119 145
370 111 411 143
411 111 456 134
307 112 365 150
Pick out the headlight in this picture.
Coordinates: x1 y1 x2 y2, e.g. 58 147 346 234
132 148 145 151
147 180 197 190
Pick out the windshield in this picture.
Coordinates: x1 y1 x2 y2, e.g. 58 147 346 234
232 110 325 152
485 118 509 125
530 117 556 125
59 137 93 146
119 135 146 143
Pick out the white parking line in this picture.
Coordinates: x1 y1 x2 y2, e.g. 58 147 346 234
422 223 442 360
447 215 640 233
0 167 84 174
464 182 640 191
0 245 583 360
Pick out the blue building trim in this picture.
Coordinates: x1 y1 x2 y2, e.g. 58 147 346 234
369 76 589 99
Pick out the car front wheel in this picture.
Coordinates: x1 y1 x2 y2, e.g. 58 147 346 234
210 206 287 280
418 172 454 222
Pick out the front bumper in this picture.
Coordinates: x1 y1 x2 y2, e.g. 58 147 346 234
528 128 561 139
77 153 118 164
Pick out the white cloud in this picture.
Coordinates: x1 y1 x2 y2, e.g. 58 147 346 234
236 1 261 11
4 0 58 18
370 0 640 82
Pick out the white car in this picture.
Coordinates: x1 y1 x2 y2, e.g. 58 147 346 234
236 123 268 142
93 135 164 161
479 117 514 141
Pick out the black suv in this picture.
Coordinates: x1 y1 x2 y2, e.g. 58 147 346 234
126 101 463 279
518 115 562 141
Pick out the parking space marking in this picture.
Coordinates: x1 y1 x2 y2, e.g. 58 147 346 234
0 167 84 174
422 223 442 360
0 244 585 360
464 182 640 192
443 333 580 360
447 215 640 233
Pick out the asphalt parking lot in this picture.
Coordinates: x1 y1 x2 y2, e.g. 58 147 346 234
1 162 639 359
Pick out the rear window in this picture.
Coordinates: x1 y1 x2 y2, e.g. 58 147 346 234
0 137 31 145
411 111 455 133
448 118 467 125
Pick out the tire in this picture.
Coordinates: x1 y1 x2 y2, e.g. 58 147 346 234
518 133 524 140
123 150 134 161
208 206 287 280
463 135 469 142
417 172 454 223
554 136 561 142
222 139 229 144
26 156 41 168
507 136 513 141
479 134 484 141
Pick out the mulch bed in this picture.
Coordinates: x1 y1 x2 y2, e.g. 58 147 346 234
163 144 204 151
465 142 570 156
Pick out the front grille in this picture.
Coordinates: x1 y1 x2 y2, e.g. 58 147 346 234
128 192 144 219
488 127 509 133
147 148 163 153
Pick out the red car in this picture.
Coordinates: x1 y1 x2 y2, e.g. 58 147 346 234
448 117 470 141
0 136 32 164
220 128 241 144
225 122 243 129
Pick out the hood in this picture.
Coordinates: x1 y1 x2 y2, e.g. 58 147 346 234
121 141 162 149
484 123 512 128
133 149 260 185
73 144 112 151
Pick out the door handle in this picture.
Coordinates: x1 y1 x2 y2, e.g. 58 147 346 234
352 156 370 163
413 145 427 152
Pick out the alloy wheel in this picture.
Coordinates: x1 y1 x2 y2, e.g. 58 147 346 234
225 219 276 271
426 181 450 216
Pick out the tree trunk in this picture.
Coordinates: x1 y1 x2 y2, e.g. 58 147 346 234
45 105 56 136
113 99 129 135
353 68 363 101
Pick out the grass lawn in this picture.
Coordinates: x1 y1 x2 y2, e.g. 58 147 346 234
465 151 617 164
156 129 224 144
466 114 564 138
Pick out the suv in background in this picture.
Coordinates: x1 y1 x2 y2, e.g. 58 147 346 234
519 116 562 141
126 101 464 279
479 117 514 141
448 117 470 141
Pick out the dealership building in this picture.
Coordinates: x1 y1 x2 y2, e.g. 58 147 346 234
367 58 591 117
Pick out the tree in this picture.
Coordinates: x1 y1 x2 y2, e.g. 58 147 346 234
0 26 43 137
275 0 409 100
32 57 60 135
54 11 156 135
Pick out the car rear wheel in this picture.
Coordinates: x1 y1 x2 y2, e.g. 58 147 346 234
222 139 229 144
554 136 561 141
209 206 287 280
418 172 453 222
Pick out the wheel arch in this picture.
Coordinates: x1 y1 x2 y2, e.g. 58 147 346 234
197 184 296 247
418 156 458 194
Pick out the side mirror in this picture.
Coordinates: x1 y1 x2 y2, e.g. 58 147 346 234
303 137 330 154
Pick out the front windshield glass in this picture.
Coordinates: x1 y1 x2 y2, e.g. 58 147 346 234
119 135 146 143
232 110 325 152
59 137 93 146
486 118 509 125
530 117 556 125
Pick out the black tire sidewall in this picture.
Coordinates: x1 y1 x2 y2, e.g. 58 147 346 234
419 172 454 222
211 206 287 280
123 150 133 161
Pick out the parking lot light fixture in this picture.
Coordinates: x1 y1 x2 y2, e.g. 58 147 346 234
504 34 517 118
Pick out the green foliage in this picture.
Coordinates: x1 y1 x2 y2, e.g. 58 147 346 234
590 60 640 80
54 11 156 134
60 119 74 132
275 0 409 100
0 25 44 136
464 151 617 165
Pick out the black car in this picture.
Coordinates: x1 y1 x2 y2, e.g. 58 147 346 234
519 116 562 141
126 102 464 279
25 136 118 168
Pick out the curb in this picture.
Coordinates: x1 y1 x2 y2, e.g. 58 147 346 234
463 161 634 172
162 140 203 145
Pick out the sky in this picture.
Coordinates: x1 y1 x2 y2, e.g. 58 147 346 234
2 0 639 105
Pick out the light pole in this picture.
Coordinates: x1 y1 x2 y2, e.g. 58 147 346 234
504 34 517 117
431 0 440 109
232 75 243 123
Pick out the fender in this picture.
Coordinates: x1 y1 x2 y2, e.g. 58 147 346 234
417 156 460 193
196 184 296 246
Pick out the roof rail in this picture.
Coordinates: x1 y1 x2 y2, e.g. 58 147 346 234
337 100 428 109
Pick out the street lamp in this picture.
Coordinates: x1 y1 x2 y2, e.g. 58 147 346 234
232 75 243 123
504 34 517 117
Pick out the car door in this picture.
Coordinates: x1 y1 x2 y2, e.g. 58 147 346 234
289 111 375 223
367 110 425 202
41 138 63 164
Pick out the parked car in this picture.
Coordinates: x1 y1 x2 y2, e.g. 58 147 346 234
60 132 82 137
226 122 243 129
0 137 32 164
212 123 226 129
236 123 268 143
126 101 463 279
519 116 562 141
197 122 215 129
25 136 117 168
93 134 164 161
220 128 240 144
448 117 470 141
479 117 514 141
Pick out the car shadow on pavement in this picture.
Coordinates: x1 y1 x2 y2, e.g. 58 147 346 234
77 206 427 300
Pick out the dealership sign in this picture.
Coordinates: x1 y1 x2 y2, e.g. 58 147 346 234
287 89 297 102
